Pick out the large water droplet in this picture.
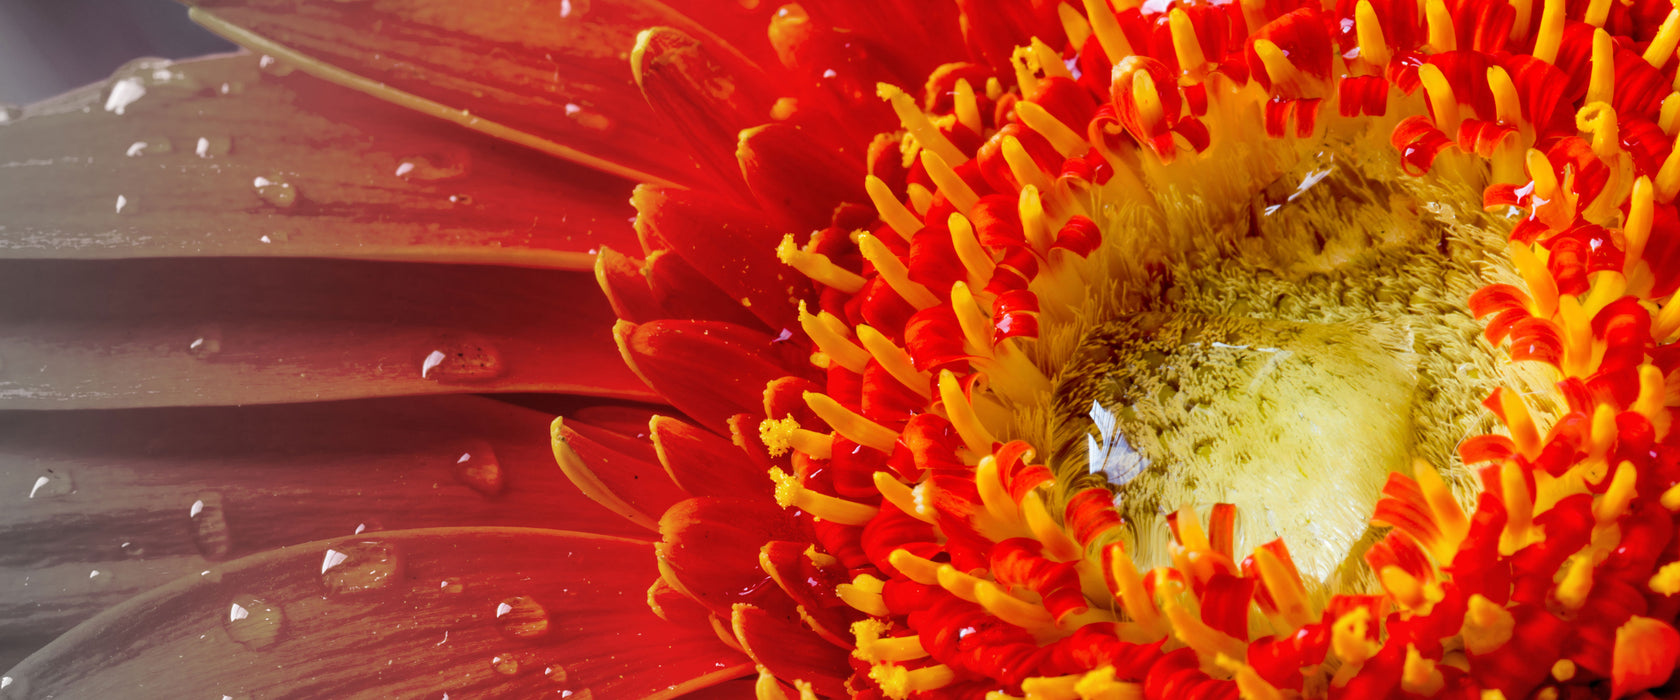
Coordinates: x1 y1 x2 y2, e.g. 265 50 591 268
494 596 550 639
420 337 506 382
450 442 504 496
196 136 233 158
258 55 295 77
394 153 468 182
319 540 402 594
490 653 520 676
190 325 223 359
125 138 173 157
190 492 234 560
252 175 298 208
1 674 27 700
224 595 285 650
104 78 147 115
562 103 612 132
114 195 131 215
28 470 72 499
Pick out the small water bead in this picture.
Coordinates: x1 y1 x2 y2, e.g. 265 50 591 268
28 470 72 499
491 654 521 676
494 596 550 639
252 175 298 208
447 193 473 205
394 154 468 182
224 595 285 650
103 78 148 115
319 540 402 594
0 104 20 123
1 674 25 700
451 442 505 496
124 138 173 157
114 195 130 214
189 492 235 560
257 55 295 77
190 326 223 359
419 337 506 382
562 103 612 132
196 136 233 158
439 578 464 595
558 0 590 18
119 541 146 557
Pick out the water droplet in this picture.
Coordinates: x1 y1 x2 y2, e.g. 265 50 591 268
104 77 147 115
224 595 284 649
88 569 115 587
258 55 295 77
419 337 506 382
394 153 468 182
491 654 520 675
562 103 612 132
558 0 590 18
260 230 290 245
451 442 504 496
494 596 550 639
320 540 403 594
1 674 27 700
196 135 232 158
120 541 146 557
114 195 130 214
439 578 464 595
28 470 72 499
190 492 234 560
218 81 246 96
125 138 173 157
352 519 384 535
447 193 473 205
252 175 298 208
190 326 223 359
0 104 21 123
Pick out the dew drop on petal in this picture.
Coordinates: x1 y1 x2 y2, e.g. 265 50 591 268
189 492 235 560
394 153 468 182
224 595 284 650
252 175 298 208
494 596 550 639
439 578 464 595
119 541 145 557
419 337 505 382
190 325 223 359
196 135 232 158
562 103 612 132
257 55 295 77
490 654 520 676
125 138 172 157
447 193 473 205
28 470 72 499
103 77 147 115
1 674 27 700
319 540 402 594
558 0 590 18
451 442 504 496
0 104 21 123
114 195 130 214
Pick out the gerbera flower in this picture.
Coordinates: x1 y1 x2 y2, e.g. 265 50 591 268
5 0 1680 698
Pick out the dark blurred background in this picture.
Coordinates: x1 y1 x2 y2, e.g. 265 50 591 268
1 0 235 104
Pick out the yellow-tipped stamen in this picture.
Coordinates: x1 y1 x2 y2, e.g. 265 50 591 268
921 149 981 214
853 619 930 663
1106 544 1168 638
1425 0 1456 53
950 282 998 352
760 416 836 460
976 580 1058 628
1161 597 1248 669
838 573 894 616
1012 45 1042 97
1633 364 1671 435
907 183 934 216
1130 69 1167 134
1461 594 1515 654
866 175 926 243
1058 3 1093 51
1587 29 1615 106
1488 66 1522 126
1172 505 1213 552
1354 0 1393 67
939 370 1000 454
1031 37 1073 81
1650 562 1680 595
1594 461 1638 524
1656 292 1680 342
756 665 789 700
1253 546 1315 632
1533 0 1565 64
1016 100 1091 159
1003 136 1055 197
856 324 934 399
874 471 936 524
1024 491 1085 561
779 234 868 293
1019 186 1056 254
803 391 902 453
1646 11 1680 68
770 467 879 525
950 214 998 289
935 564 984 603
1507 241 1560 317
1168 9 1208 74
1402 645 1446 696
1417 64 1461 134
1663 93 1680 134
1509 0 1535 44
858 233 941 309
1252 39 1307 96
1380 566 1443 614
975 456 1020 524
1557 295 1593 377
1083 0 1133 63
1657 130 1680 201
888 548 944 586
1626 177 1655 279
1554 552 1593 611
1499 459 1538 555
799 302 871 373
1583 0 1612 27
1498 388 1543 459
871 663 956 700
1415 459 1470 559
1330 608 1379 683
1020 675 1080 700
1074 667 1142 700
1551 659 1577 683
1581 271 1625 318
1664 482 1680 510
953 78 983 135
1577 103 1620 163
879 83 969 165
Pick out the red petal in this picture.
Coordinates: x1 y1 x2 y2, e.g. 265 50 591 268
1612 616 1680 699
732 603 854 698
616 319 802 432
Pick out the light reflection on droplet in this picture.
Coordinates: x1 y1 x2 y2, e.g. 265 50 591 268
491 653 520 675
125 138 172 157
494 596 550 639
258 55 295 76
320 540 402 594
394 154 468 182
28 471 72 499
419 337 506 382
224 595 284 649
114 195 130 214
252 175 298 208
190 492 234 560
190 325 223 359
196 135 232 158
451 442 504 496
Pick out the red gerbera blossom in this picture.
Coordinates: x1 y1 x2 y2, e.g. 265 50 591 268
4 0 1680 698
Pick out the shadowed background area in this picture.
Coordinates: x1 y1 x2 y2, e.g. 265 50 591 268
0 0 233 104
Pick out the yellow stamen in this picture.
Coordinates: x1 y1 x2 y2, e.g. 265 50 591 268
1415 459 1470 559
921 149 980 214
949 282 995 352
1645 10 1680 68
1380 566 1443 613
1656 130 1680 201
1663 93 1680 134
1557 295 1593 377
1418 64 1460 133
1508 241 1559 317
949 213 997 289
1354 0 1393 67
1402 645 1446 696
1019 186 1055 254
1106 544 1168 637
1253 546 1314 632
758 415 835 459
871 664 956 700
888 548 943 586
1583 0 1612 27
1461 594 1515 654
1551 659 1577 682
1533 0 1565 64
858 233 941 309
1627 177 1655 278
1331 607 1379 670
1587 29 1615 106
799 302 871 373
771 467 879 525
803 391 901 453
1168 9 1208 73
1489 66 1522 126
838 573 893 617
935 564 983 603
879 83 968 165
1425 0 1456 52
1649 562 1680 595
1499 460 1537 555
1251 39 1305 94
976 579 1059 628
907 183 934 216
1003 136 1055 196
1554 552 1593 611
1011 45 1042 96
1633 364 1671 436
856 324 933 399
1083 0 1134 61
779 234 867 293
953 79 983 135
1161 597 1248 669
853 618 930 663
756 665 788 700
866 175 925 243
939 369 999 454
874 471 936 524
1498 389 1543 458
1129 67 1166 132
1577 102 1619 162
1058 4 1094 52
975 456 1019 524
1594 462 1638 525
1025 490 1085 561
1031 37 1074 81
1077 667 1144 700
1016 100 1091 159
1663 482 1680 510
1655 292 1680 342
